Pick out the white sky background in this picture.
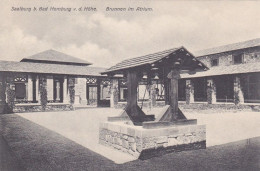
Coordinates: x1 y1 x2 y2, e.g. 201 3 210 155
0 0 260 68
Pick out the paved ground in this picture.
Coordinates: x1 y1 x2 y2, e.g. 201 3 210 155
0 108 260 170
0 135 25 171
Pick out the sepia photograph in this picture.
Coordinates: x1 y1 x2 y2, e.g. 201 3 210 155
0 0 260 170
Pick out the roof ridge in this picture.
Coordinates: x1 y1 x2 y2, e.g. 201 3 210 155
123 47 182 62
195 38 260 57
106 47 182 71
21 49 92 65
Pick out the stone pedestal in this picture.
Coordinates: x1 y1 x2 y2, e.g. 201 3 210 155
99 121 206 159
185 80 194 104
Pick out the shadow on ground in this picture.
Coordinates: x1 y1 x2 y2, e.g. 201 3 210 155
0 114 260 171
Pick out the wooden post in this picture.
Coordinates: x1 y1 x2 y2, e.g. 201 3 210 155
162 67 171 105
167 69 180 121
126 70 139 117
124 70 155 125
158 68 182 122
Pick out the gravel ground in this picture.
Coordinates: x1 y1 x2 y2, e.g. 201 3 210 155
0 108 260 170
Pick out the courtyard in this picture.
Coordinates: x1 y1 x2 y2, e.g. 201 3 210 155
0 108 260 170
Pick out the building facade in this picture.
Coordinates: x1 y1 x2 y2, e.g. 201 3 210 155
1 38 260 114
110 38 260 108
181 38 260 105
0 50 112 114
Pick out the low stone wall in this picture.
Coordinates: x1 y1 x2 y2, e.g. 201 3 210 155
13 103 72 113
99 122 206 159
116 101 165 109
115 101 260 112
179 103 256 113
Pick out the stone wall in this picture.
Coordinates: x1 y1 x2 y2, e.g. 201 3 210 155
115 101 165 109
197 46 260 68
99 122 206 159
13 103 72 113
115 101 260 112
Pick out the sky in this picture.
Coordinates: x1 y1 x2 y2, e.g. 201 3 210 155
1 0 260 68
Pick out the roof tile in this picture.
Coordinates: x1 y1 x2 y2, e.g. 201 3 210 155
195 38 260 57
0 60 105 76
21 49 92 65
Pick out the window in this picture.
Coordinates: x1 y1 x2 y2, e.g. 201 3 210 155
13 74 28 101
100 85 110 100
120 87 127 101
241 73 260 103
233 54 243 64
53 78 63 102
15 83 26 100
88 86 97 100
138 85 149 100
211 59 219 67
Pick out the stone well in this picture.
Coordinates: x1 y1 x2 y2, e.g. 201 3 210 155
99 121 206 159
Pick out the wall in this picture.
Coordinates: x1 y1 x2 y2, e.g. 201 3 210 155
197 46 260 68
99 121 206 159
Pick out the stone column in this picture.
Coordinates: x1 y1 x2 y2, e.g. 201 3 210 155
36 76 40 103
27 74 33 101
46 75 53 101
110 79 119 108
63 76 69 103
234 76 244 105
39 75 47 110
207 78 216 104
185 79 194 104
81 78 87 104
68 77 75 106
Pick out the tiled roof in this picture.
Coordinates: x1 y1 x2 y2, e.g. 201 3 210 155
21 49 92 66
181 62 260 79
0 60 105 76
195 38 260 57
104 47 181 73
103 47 208 74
